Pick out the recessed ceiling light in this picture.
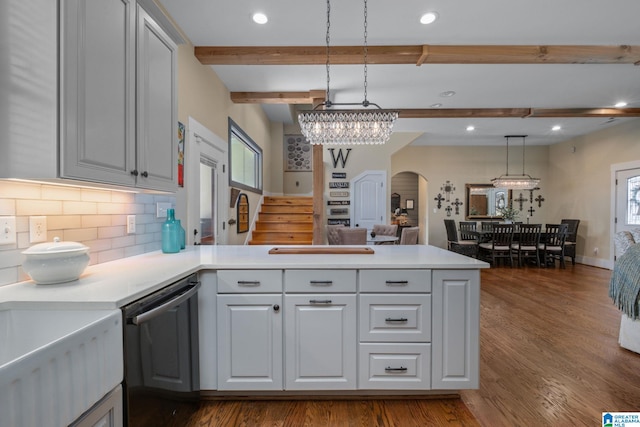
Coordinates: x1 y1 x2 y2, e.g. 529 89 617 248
252 13 268 24
439 91 456 98
466 125 475 132
430 103 443 108
551 125 562 131
615 101 628 108
420 12 438 25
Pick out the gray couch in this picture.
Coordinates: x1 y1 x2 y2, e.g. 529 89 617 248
612 228 640 354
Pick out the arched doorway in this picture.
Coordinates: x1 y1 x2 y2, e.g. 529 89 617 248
391 171 429 244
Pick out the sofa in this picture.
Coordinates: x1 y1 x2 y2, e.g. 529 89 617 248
611 228 640 354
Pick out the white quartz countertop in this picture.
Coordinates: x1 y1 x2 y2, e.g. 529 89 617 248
0 245 488 309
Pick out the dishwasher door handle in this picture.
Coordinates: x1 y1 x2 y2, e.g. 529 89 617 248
130 281 201 325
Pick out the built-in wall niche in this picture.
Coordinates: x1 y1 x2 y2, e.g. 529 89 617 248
391 172 419 226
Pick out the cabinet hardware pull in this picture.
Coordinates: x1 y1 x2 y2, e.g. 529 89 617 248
141 171 148 177
309 280 333 285
385 366 407 372
237 280 260 286
385 280 409 285
130 169 139 176
385 317 408 322
273 304 280 312
309 299 332 304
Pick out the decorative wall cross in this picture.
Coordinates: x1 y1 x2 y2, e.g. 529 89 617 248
535 194 545 207
452 198 463 215
514 193 528 211
441 180 456 202
528 206 536 217
529 187 540 203
434 193 444 209
445 205 452 217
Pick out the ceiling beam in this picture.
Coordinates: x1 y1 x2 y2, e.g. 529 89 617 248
230 91 326 104
196 44 640 66
527 108 640 117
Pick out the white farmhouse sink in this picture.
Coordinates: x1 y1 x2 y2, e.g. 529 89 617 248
0 307 123 426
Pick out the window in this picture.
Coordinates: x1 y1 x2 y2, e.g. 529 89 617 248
228 118 262 194
627 175 640 225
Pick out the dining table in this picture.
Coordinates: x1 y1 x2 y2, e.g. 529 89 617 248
366 235 399 244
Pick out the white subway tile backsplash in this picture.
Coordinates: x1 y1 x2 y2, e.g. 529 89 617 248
0 181 173 286
16 199 63 216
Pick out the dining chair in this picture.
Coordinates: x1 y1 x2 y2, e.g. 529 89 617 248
510 223 541 267
336 227 367 245
399 226 419 245
459 221 478 242
560 219 580 265
327 224 345 245
478 223 514 267
539 223 569 268
444 219 478 257
372 224 399 245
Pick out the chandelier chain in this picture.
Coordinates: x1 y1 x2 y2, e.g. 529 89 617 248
325 0 331 104
363 0 368 104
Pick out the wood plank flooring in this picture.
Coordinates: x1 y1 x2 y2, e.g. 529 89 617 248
179 264 640 427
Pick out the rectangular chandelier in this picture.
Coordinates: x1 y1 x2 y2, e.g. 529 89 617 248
491 175 540 190
298 109 399 145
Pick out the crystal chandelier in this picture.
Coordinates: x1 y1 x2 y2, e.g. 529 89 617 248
491 135 541 190
298 0 398 145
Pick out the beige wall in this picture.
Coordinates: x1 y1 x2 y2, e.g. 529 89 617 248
175 44 277 245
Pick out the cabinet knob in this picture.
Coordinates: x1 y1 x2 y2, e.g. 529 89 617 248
130 169 139 176
141 171 148 178
273 304 280 312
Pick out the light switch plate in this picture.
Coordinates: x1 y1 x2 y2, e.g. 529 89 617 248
156 202 172 218
0 216 17 245
29 216 47 243
127 215 136 234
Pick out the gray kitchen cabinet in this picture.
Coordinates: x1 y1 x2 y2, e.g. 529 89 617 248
1 0 176 192
431 269 480 390
61 0 177 191
71 385 123 427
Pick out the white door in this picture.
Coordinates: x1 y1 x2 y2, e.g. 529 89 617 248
614 166 640 259
351 170 387 231
217 294 283 390
186 118 228 245
284 294 357 390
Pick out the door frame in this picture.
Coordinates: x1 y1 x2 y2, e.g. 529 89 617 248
186 117 228 245
610 159 640 266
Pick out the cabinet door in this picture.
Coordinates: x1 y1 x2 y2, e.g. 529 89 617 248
61 0 137 186
217 294 283 390
284 294 357 390
136 5 177 191
431 270 480 389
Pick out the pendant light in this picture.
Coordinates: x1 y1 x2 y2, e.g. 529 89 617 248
297 0 398 145
491 135 540 190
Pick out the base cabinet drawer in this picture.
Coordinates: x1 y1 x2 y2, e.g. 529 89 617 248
359 294 431 342
358 343 431 390
217 270 282 293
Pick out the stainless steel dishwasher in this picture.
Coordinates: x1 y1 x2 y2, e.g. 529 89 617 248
122 273 200 427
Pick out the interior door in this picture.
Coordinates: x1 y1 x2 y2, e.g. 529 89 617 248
614 167 640 259
351 170 387 231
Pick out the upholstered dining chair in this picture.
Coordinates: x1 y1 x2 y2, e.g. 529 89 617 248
372 224 399 244
539 223 568 268
561 219 580 265
327 224 345 245
399 226 419 245
336 227 367 245
444 219 478 257
478 223 514 267
510 223 542 267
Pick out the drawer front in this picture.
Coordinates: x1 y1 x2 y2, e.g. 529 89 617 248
358 343 431 390
359 294 431 342
359 269 431 293
217 270 282 293
285 269 356 293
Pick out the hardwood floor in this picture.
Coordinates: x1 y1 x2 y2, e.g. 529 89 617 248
180 264 640 427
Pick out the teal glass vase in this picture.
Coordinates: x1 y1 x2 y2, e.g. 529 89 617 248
176 219 186 250
162 208 180 253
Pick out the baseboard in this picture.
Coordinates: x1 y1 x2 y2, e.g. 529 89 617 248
576 255 613 270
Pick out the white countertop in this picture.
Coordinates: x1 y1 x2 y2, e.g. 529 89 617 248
0 245 488 309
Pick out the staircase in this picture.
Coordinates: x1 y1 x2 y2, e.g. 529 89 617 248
249 196 314 245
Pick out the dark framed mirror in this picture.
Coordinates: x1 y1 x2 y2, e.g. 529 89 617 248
391 192 401 214
465 184 512 220
237 193 249 233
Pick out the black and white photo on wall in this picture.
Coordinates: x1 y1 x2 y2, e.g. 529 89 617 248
284 135 312 171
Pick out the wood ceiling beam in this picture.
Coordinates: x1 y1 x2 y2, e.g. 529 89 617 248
230 91 326 104
527 108 640 117
196 45 640 65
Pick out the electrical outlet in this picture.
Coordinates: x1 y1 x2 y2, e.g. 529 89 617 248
127 215 136 234
29 216 47 243
0 216 17 245
157 202 172 218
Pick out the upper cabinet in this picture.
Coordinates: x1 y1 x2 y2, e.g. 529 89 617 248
0 0 178 192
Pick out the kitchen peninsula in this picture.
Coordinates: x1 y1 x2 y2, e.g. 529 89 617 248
0 245 487 425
